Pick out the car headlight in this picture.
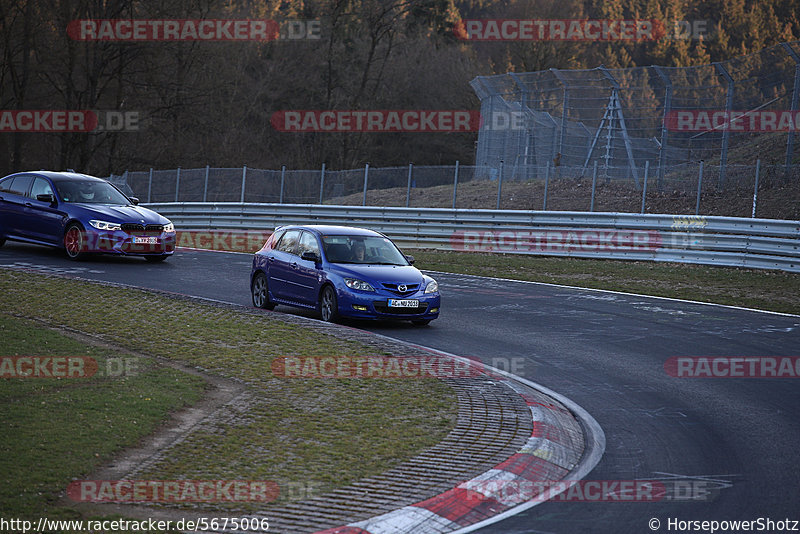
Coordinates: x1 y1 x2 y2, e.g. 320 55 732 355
163 222 175 233
424 279 439 294
344 278 375 292
88 219 121 231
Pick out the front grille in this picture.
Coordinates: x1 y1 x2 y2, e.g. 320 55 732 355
121 223 164 236
373 301 428 315
381 283 420 297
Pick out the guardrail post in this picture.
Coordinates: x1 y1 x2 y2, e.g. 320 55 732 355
452 160 459 209
279 165 286 203
406 163 413 207
496 160 504 209
319 162 326 204
752 159 761 218
203 165 209 202
362 163 369 206
175 167 181 202
543 161 550 210
695 161 704 215
590 160 597 212
240 165 247 203
641 161 650 214
147 167 153 203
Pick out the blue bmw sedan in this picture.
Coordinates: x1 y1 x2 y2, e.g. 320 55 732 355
251 225 440 325
0 171 175 261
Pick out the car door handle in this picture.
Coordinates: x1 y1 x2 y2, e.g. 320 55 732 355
267 257 275 262
24 202 33 207
291 262 298 269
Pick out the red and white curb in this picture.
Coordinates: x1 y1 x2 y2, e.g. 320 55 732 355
310 352 603 534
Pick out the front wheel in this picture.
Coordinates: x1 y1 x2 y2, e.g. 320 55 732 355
251 272 275 310
320 286 339 323
64 224 87 260
411 319 431 326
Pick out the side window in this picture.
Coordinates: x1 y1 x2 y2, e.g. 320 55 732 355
275 229 300 255
0 177 13 193
298 231 321 257
30 178 54 200
268 229 286 250
8 175 33 196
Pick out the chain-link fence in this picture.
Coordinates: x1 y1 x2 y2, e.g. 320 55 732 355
109 160 799 220
471 41 800 186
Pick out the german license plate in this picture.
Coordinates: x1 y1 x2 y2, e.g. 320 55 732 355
133 236 158 245
388 299 419 308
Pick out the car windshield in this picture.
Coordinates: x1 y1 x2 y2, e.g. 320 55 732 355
322 235 408 265
53 179 131 205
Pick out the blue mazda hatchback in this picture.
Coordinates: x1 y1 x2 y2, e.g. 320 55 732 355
0 171 175 261
251 225 440 325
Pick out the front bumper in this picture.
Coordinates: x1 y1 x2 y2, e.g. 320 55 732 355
336 287 440 321
84 230 176 256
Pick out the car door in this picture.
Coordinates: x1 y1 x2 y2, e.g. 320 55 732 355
0 175 33 239
21 177 64 244
268 229 301 301
294 230 323 306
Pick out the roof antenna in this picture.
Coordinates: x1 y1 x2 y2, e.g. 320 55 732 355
67 168 75 172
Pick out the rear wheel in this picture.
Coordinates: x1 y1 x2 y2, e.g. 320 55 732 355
64 224 87 260
145 255 168 263
251 272 275 310
320 286 339 322
412 319 431 326
0 237 5 248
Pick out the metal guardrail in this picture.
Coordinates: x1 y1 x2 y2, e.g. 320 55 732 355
145 202 800 272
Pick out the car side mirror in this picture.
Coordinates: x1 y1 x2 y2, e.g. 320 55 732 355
405 255 415 265
37 193 56 205
129 196 139 205
301 251 321 263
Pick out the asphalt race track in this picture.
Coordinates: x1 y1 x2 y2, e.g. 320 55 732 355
2 242 799 534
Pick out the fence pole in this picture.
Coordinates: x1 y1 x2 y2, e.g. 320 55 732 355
319 162 326 204
641 161 650 214
452 160 459 209
695 161 704 216
496 160 504 209
590 160 597 212
362 163 369 206
752 159 761 218
175 167 181 202
279 165 285 203
782 43 800 178
406 163 413 207
543 161 550 210
240 165 247 203
147 167 153 203
714 62 734 188
203 165 209 202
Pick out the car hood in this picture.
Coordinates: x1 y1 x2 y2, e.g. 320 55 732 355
67 204 170 224
329 264 425 285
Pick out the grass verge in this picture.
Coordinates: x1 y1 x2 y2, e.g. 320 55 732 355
0 269 456 518
409 250 800 315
